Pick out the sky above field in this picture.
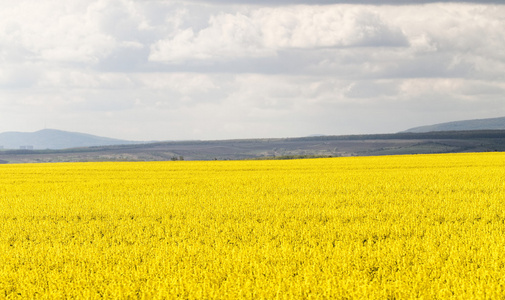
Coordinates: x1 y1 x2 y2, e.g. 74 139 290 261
1 0 504 141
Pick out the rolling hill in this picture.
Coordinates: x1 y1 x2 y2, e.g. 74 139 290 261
1 130 505 164
0 129 140 150
403 116 505 133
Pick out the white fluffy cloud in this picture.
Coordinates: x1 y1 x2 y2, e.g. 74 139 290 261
0 1 504 140
149 6 408 62
0 1 110 64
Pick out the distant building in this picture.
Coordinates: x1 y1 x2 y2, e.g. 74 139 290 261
20 145 34 150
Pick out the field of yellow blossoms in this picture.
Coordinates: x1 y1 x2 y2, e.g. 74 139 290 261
1 152 505 298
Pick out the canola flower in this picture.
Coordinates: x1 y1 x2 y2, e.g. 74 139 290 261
1 153 505 299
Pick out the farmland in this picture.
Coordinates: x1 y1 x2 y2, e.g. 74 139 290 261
1 153 505 298
2 130 505 163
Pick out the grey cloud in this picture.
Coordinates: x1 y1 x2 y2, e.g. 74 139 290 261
145 47 471 81
345 81 398 99
372 53 477 79
98 44 150 72
92 2 141 40
188 0 505 5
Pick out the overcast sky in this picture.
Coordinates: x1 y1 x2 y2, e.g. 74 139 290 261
1 0 504 141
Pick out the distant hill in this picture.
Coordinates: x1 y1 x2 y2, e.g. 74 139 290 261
2 130 505 163
403 116 505 133
0 129 139 150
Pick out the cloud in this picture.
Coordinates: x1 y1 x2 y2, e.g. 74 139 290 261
189 0 505 4
146 2 505 84
0 1 112 64
0 1 504 140
149 6 408 63
1 1 502 79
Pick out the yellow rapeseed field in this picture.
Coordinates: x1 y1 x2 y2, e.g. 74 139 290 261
1 153 505 299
